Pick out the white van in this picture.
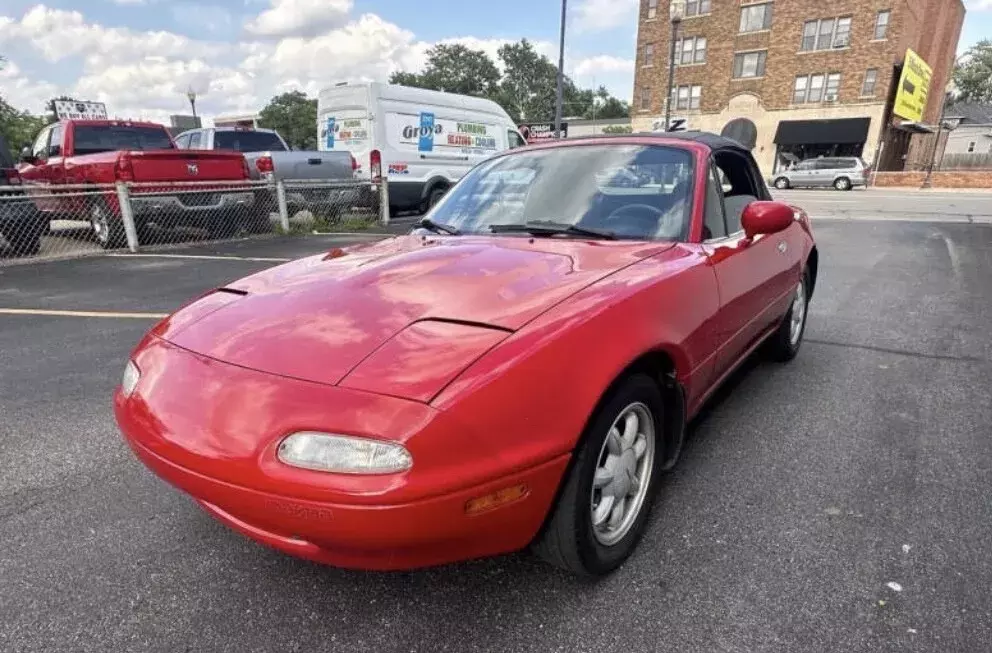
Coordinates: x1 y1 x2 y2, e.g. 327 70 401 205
317 82 527 213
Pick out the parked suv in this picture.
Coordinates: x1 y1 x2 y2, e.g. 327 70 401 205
773 157 868 191
1 133 49 256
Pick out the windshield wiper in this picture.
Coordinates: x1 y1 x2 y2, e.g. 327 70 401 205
415 218 461 236
489 220 617 240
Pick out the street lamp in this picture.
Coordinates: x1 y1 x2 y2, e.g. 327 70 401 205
554 0 567 139
663 1 686 132
186 88 197 120
921 65 962 188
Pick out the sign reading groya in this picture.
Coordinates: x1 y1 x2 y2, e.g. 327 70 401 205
893 49 933 124
398 115 498 154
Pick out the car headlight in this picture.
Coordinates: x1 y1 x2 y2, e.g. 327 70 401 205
121 360 141 397
276 432 413 475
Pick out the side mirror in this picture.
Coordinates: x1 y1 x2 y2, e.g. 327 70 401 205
741 201 795 239
19 146 36 164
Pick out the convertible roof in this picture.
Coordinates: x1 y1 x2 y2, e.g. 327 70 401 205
563 130 751 153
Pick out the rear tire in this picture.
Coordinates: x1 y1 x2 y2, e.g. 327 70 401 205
89 198 126 250
421 186 448 214
533 374 664 576
766 267 810 362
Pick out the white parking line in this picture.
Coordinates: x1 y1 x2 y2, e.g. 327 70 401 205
0 308 168 319
108 253 292 262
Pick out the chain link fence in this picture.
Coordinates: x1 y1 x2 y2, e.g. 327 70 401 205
0 179 386 265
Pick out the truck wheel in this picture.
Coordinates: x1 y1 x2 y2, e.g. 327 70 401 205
89 198 127 249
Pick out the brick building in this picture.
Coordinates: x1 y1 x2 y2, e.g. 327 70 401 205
632 0 966 175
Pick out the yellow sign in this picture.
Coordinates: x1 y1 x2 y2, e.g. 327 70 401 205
893 48 933 123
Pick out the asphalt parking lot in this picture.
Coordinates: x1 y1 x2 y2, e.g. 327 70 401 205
2 219 992 653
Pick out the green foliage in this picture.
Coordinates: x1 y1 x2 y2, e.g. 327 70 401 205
258 91 318 150
389 38 629 123
0 55 48 152
602 124 633 134
953 40 992 104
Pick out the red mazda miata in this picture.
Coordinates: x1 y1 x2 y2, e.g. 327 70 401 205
115 132 818 576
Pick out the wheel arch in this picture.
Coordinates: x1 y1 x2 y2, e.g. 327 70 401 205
420 175 452 201
807 245 819 299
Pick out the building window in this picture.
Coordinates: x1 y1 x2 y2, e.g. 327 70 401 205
874 10 890 40
801 16 852 51
647 0 658 20
674 36 707 65
732 51 767 79
739 3 774 33
824 72 841 100
644 43 655 66
793 76 809 104
671 85 702 111
968 142 976 153
793 73 840 103
861 68 878 96
685 0 712 17
640 85 651 110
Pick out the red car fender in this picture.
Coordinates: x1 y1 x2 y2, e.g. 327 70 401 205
431 244 720 474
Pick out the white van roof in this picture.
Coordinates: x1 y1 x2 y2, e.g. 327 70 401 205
318 82 513 122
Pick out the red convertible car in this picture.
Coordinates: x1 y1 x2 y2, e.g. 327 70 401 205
115 132 818 576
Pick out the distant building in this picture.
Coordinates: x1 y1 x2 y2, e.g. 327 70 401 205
213 113 260 129
941 103 992 156
632 0 966 174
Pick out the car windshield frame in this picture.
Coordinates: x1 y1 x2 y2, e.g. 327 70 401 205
424 142 697 243
213 130 288 153
72 125 175 155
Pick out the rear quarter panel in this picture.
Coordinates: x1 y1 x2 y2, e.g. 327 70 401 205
431 244 720 474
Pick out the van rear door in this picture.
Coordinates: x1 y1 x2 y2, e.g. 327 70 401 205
318 85 372 181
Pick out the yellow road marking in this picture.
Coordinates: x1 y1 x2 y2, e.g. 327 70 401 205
108 253 291 262
0 308 168 319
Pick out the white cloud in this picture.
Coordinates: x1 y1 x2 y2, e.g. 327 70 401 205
573 0 639 33
244 0 353 39
1 2 632 125
965 0 992 10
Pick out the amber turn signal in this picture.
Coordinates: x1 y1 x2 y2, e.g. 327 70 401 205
465 484 530 515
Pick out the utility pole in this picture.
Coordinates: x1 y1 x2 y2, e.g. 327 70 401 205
554 0 567 139
663 7 683 132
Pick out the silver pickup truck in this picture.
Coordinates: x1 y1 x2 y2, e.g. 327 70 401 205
174 126 360 218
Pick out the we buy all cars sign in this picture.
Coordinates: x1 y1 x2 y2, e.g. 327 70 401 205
53 100 108 120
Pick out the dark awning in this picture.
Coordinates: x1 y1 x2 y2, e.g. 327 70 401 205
773 117 871 145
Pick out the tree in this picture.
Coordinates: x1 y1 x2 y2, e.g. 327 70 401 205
953 40 992 104
258 91 318 150
496 39 574 123
602 124 633 134
389 44 500 98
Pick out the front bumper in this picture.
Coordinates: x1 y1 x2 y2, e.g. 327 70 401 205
124 436 568 570
114 336 569 570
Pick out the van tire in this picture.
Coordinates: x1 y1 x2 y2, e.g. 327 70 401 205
834 177 852 191
774 177 790 190
422 186 448 214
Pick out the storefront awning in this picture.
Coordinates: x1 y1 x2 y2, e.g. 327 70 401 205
773 118 872 145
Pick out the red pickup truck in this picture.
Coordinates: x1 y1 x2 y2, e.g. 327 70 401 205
17 119 254 248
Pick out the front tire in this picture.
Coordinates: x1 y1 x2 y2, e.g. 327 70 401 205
766 267 810 362
774 177 790 190
834 177 852 191
533 374 664 576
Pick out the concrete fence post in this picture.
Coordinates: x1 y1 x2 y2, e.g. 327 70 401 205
115 182 140 253
378 179 390 227
275 180 290 232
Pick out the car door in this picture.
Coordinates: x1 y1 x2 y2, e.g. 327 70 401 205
17 125 54 189
810 159 834 187
704 150 801 376
45 123 66 185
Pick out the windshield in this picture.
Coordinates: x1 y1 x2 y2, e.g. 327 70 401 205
427 144 695 241
72 125 174 154
214 130 287 152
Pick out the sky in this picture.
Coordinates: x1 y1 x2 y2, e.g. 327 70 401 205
0 0 989 126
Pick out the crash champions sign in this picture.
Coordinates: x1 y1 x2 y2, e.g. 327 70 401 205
399 113 498 154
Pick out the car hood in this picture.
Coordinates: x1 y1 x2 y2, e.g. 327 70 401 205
153 234 673 388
